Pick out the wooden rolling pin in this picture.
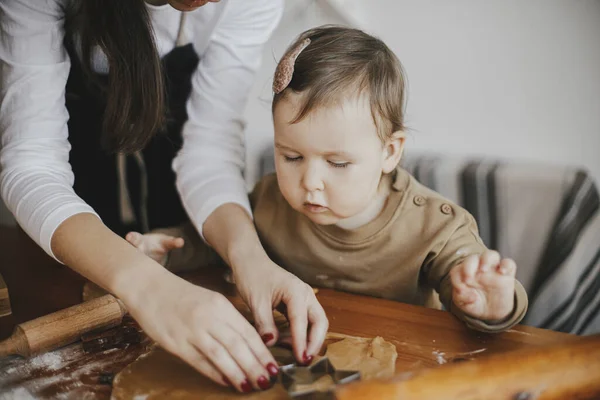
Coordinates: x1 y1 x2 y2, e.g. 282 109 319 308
0 294 126 358
335 333 600 400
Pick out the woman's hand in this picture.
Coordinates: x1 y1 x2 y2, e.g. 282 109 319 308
52 213 278 392
122 269 280 393
231 252 329 365
203 203 329 365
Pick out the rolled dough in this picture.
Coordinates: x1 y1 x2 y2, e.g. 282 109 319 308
325 336 398 380
111 336 396 399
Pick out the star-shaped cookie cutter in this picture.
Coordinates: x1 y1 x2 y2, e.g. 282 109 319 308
279 357 361 399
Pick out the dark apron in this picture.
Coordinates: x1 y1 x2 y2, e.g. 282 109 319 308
64 38 199 236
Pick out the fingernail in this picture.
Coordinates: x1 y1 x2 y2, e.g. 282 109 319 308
267 363 279 377
261 333 274 343
222 375 231 386
241 380 252 393
302 350 313 365
257 376 270 390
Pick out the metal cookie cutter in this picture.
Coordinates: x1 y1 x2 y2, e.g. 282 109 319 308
280 357 361 399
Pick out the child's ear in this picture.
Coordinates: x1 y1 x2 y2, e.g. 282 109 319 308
382 131 405 174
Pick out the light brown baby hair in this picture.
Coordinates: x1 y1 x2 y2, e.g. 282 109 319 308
272 25 407 143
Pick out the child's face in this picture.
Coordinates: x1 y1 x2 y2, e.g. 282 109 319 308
273 93 397 226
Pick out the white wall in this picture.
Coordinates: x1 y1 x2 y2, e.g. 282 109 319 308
243 0 600 187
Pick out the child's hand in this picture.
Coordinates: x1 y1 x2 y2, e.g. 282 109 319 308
449 251 516 322
125 231 184 266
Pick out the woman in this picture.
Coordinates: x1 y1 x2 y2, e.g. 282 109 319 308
0 0 328 393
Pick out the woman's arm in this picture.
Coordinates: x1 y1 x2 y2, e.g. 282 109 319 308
173 0 283 235
0 0 149 309
0 0 99 258
204 203 329 362
52 213 278 393
51 214 168 297
0 1 278 392
174 0 328 362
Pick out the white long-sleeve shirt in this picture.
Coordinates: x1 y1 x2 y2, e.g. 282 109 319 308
0 0 283 259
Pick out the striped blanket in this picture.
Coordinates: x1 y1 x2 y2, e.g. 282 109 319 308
260 148 600 334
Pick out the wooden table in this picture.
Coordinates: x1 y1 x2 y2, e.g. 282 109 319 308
0 227 575 399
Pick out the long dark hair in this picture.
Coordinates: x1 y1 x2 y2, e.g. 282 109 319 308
65 0 165 153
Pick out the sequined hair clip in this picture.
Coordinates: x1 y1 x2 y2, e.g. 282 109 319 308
272 38 311 94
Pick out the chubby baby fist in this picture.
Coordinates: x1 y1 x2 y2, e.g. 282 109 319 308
126 231 184 266
450 250 516 322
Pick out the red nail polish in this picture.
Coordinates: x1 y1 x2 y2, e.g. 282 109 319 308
222 375 231 386
261 333 274 343
302 350 313 365
257 375 270 390
266 363 279 377
241 380 252 393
